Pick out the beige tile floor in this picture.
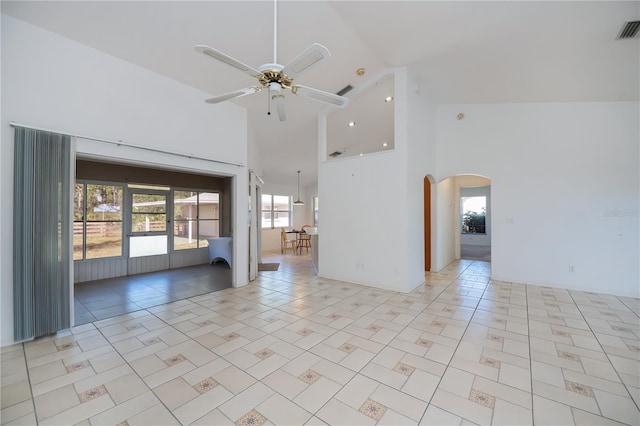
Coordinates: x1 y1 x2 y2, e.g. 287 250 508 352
1 253 639 425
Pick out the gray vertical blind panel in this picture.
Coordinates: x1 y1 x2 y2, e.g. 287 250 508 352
13 127 71 341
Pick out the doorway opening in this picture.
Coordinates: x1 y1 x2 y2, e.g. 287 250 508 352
427 174 491 272
423 175 435 271
459 183 491 261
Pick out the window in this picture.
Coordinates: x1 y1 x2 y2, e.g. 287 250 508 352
461 196 486 234
173 190 220 250
261 194 291 228
74 181 222 261
74 182 124 260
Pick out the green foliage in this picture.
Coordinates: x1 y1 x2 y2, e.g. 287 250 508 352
462 208 486 234
77 184 124 221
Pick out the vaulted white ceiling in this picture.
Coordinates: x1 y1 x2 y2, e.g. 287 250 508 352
3 1 638 186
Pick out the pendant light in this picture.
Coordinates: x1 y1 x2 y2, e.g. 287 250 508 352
293 170 304 205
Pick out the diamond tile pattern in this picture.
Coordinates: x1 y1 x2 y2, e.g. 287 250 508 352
1 253 639 425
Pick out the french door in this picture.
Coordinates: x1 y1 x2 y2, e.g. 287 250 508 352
127 188 170 257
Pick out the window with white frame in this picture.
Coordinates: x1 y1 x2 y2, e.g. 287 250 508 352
261 194 291 228
173 190 220 250
74 181 221 260
74 182 124 260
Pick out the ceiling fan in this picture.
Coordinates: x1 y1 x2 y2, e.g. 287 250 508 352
194 0 349 121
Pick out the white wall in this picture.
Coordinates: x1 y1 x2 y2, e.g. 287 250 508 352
406 67 437 283
1 15 250 346
319 69 419 292
319 150 411 290
305 181 318 227
436 102 639 297
434 177 457 272
247 125 264 180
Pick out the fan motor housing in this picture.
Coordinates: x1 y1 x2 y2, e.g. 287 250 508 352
258 64 292 88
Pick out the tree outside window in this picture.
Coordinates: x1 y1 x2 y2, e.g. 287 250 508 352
461 196 486 234
74 182 124 260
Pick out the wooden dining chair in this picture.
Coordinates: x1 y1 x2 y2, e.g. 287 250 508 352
297 224 312 254
281 227 297 254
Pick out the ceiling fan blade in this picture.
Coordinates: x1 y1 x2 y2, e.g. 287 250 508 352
282 43 330 79
292 85 349 108
205 87 260 104
195 45 262 78
272 94 287 121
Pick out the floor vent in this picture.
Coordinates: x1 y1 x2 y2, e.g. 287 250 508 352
617 21 640 39
329 151 343 158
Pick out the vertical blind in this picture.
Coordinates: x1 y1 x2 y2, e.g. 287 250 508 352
13 127 72 341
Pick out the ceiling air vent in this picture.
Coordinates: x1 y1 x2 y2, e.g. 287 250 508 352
617 20 640 39
336 85 353 96
329 151 343 158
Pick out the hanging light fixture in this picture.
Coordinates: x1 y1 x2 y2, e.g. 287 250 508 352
293 170 304 205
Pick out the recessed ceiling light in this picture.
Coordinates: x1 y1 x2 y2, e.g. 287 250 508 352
359 153 364 156
385 96 393 103
382 142 388 147
348 121 356 127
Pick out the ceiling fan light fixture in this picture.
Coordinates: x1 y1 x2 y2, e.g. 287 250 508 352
269 81 282 93
294 170 304 205
195 0 348 120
